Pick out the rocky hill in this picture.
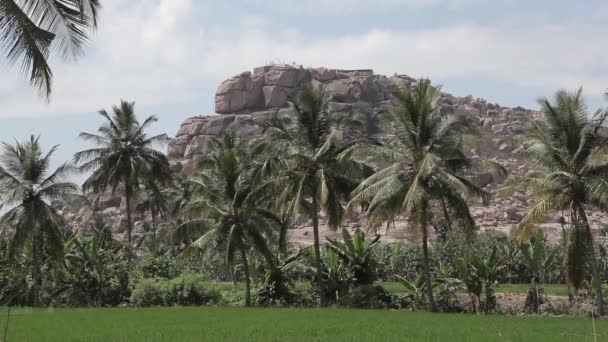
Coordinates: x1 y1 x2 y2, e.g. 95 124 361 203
56 64 608 245
165 64 608 246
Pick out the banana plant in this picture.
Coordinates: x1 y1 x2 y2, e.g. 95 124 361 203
456 254 483 313
398 269 461 310
326 228 381 286
54 225 128 306
456 245 504 313
397 273 427 306
307 245 350 303
520 229 555 313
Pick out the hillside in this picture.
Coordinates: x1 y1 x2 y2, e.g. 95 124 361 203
56 64 608 245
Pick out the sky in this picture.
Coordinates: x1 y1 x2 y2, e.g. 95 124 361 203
1 0 608 182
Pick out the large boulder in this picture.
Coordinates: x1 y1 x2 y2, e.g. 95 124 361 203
215 72 264 113
311 67 336 82
328 79 362 102
264 67 298 87
263 86 290 108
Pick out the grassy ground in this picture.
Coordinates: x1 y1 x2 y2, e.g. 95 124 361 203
3 307 607 342
380 282 572 296
495 283 571 297
207 281 572 297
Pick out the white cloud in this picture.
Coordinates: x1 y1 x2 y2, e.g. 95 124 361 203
239 0 476 14
0 0 607 118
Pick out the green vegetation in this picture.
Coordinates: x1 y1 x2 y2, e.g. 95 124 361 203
0 136 79 306
2 4 608 339
503 88 608 315
1 84 608 332
3 307 607 342
347 80 504 311
258 85 371 305
75 100 172 249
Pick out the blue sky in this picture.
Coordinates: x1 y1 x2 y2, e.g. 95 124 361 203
1 0 607 182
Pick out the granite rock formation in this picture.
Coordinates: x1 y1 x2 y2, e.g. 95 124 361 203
55 64 608 244
166 64 608 245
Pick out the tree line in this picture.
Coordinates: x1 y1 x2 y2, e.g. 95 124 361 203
1 82 608 316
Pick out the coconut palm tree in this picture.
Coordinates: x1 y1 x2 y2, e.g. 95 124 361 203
257 85 372 306
0 0 100 97
513 88 608 315
136 180 170 234
0 135 78 306
175 131 279 307
73 100 172 250
347 80 500 311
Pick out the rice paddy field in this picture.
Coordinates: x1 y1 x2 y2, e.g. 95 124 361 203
3 307 607 342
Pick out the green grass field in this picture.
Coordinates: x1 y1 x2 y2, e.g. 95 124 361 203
3 307 607 341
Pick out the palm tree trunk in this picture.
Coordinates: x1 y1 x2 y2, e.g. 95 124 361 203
440 198 452 232
577 206 605 316
124 183 133 246
470 294 477 313
151 212 157 236
240 248 252 307
278 216 288 257
30 230 41 307
311 193 326 306
560 213 574 302
421 219 437 312
529 276 539 313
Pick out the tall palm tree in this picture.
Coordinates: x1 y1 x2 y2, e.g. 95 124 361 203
347 80 499 311
258 85 371 306
136 180 170 234
513 88 608 315
0 135 78 306
175 131 279 307
0 0 100 97
73 100 172 251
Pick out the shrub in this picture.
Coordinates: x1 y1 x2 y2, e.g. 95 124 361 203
138 256 180 280
257 269 293 306
130 274 221 306
340 285 394 309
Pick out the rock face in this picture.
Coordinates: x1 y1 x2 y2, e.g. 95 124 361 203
167 64 608 243
170 64 420 174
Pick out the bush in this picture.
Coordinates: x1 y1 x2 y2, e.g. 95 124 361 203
339 285 394 309
130 274 221 306
256 269 293 306
137 256 180 280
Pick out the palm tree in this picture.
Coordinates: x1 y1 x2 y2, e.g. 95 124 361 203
347 80 500 311
513 88 608 315
0 0 100 97
175 131 279 307
136 180 170 234
0 135 78 306
73 100 172 251
258 85 371 306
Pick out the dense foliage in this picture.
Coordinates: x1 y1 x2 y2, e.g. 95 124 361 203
1 86 608 317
